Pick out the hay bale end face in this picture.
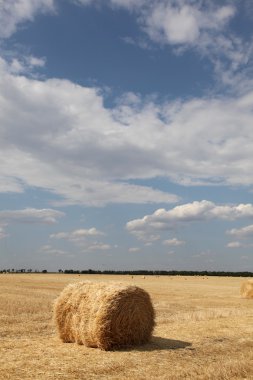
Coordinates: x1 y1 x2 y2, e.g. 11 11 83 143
240 279 253 299
53 281 155 350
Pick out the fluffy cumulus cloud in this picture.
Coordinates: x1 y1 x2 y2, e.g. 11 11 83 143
162 238 185 246
0 2 253 207
73 0 251 85
0 0 55 39
226 240 253 249
50 227 111 251
141 2 250 84
0 58 180 206
126 201 253 240
143 2 235 45
226 241 243 248
146 3 252 88
1 1 251 87
0 1 49 76
8 56 46 75
51 228 105 241
0 208 63 239
74 0 235 42
86 243 111 251
0 208 64 224
0 57 253 205
128 247 140 252
227 224 253 239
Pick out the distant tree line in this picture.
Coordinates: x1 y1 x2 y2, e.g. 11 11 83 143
0 268 252 277
62 269 253 277
0 269 47 273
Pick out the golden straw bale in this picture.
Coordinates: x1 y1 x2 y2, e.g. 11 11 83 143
53 281 155 350
240 279 253 299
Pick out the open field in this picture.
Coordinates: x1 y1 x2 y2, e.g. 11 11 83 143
0 274 253 380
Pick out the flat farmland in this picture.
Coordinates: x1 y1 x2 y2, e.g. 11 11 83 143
0 274 252 380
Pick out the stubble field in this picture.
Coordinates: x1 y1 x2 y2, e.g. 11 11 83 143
0 274 252 380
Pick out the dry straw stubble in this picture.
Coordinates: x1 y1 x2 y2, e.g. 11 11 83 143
240 279 253 299
53 281 155 350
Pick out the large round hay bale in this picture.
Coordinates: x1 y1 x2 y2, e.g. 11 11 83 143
240 279 253 299
53 281 155 350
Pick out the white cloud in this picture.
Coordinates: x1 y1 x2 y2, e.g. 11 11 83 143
0 59 180 206
144 3 235 45
128 247 140 252
227 224 253 239
39 244 68 255
9 58 25 74
72 228 104 237
144 1 250 88
1 53 253 205
7 55 46 75
126 201 253 239
141 2 250 85
0 208 63 239
27 56 46 67
73 0 235 45
226 240 253 249
51 228 105 241
0 176 24 193
162 238 185 246
73 0 252 87
86 243 111 251
0 0 55 39
131 232 161 243
0 208 64 224
226 241 243 248
50 227 111 252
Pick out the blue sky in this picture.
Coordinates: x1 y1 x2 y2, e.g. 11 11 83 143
0 0 253 271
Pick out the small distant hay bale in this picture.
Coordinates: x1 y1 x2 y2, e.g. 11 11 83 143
53 281 155 350
240 279 253 299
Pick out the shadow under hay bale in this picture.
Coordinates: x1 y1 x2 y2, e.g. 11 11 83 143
240 279 253 299
53 281 155 351
121 337 192 352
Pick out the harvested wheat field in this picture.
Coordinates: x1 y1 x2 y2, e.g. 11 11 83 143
0 274 253 380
